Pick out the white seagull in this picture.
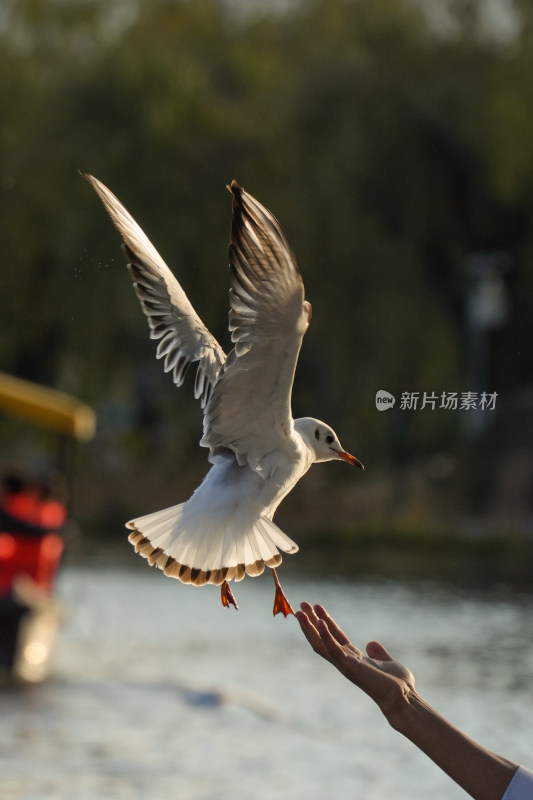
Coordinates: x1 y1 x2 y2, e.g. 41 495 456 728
84 175 364 616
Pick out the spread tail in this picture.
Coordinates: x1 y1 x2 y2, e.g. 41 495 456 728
126 503 298 586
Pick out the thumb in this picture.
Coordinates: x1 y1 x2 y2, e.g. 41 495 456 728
366 640 394 662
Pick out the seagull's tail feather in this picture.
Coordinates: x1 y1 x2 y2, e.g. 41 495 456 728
127 504 298 586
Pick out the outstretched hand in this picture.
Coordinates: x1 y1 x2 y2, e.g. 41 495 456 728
296 603 520 800
296 602 416 720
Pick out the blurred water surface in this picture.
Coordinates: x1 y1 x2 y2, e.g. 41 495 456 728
1 562 532 800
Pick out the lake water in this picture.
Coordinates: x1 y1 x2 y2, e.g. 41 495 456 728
1 561 533 800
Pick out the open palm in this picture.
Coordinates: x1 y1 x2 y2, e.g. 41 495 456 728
296 602 416 719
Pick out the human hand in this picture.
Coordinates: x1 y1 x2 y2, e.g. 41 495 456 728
296 602 416 720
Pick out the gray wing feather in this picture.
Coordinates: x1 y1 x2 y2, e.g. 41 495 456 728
84 174 226 408
201 181 311 469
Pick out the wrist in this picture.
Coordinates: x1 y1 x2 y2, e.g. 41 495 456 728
383 686 429 732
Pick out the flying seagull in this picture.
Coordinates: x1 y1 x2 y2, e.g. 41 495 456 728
84 174 364 616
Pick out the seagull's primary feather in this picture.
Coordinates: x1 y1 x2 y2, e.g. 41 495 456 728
84 174 362 600
84 175 225 409
201 181 311 471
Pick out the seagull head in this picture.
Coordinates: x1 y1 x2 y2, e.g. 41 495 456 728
294 418 364 468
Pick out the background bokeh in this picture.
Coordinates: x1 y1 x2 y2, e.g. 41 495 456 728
2 4 533 800
2 0 533 566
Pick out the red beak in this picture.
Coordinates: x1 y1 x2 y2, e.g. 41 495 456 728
334 450 365 469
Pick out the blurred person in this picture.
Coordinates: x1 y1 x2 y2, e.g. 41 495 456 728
1 472 66 530
296 602 533 800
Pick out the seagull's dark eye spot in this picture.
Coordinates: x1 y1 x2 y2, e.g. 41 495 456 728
315 428 320 441
325 434 334 445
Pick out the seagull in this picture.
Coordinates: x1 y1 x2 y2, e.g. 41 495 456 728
84 174 364 616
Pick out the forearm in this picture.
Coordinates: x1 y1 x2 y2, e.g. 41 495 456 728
386 690 517 800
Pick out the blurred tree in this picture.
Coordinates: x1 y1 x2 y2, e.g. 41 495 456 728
1 0 533 524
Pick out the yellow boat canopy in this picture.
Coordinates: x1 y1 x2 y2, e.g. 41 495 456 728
0 372 96 442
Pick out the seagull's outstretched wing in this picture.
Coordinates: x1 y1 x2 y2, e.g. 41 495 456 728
201 181 312 471
84 174 226 408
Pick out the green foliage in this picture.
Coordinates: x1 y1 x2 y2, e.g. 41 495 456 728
2 0 533 500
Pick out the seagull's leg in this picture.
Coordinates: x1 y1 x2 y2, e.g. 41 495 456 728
221 580 239 610
271 568 294 617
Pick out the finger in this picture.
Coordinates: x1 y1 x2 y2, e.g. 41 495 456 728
295 610 333 663
313 605 355 649
300 602 322 628
316 618 352 667
298 602 322 632
299 602 328 635
299 601 318 621
366 640 394 662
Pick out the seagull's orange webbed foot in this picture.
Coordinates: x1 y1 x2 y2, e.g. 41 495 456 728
221 580 239 610
271 568 294 617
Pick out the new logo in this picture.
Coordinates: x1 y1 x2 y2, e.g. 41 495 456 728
375 390 396 410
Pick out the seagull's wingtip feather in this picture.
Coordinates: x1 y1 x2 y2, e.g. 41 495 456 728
227 179 242 199
80 170 97 185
